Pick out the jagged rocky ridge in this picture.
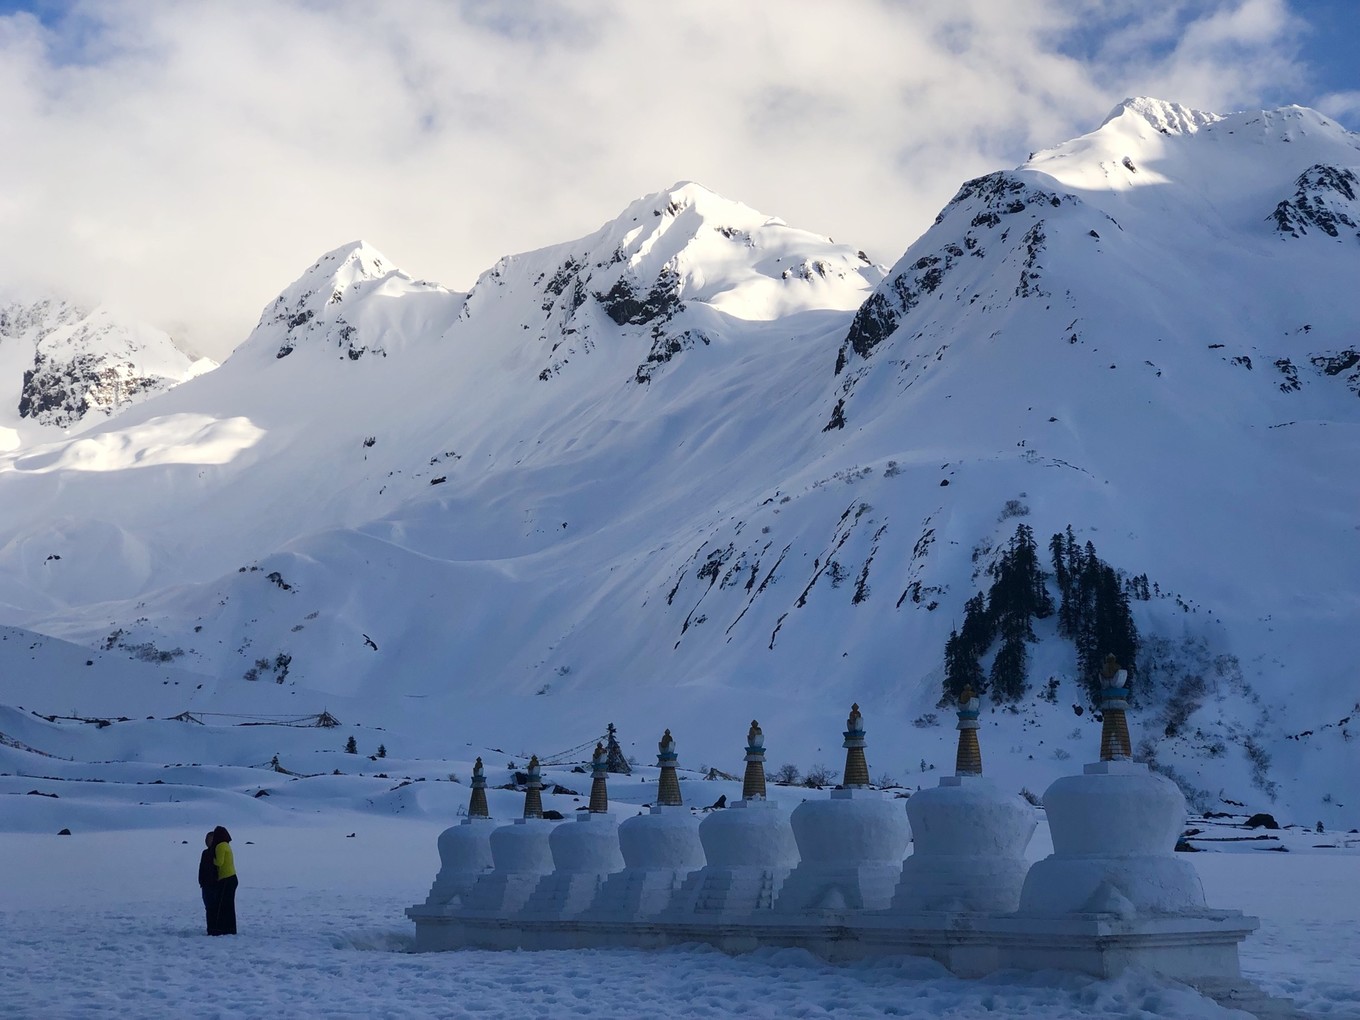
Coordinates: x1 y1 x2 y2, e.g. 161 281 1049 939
458 181 882 384
0 299 211 429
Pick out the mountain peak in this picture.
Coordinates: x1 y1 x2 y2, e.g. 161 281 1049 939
459 183 882 383
1099 96 1220 136
296 240 398 290
241 241 460 363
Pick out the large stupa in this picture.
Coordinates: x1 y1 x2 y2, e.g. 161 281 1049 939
1017 658 1206 915
989 657 1258 979
519 743 625 922
774 704 910 914
422 756 495 906
671 720 799 920
456 755 556 922
581 728 706 922
887 689 1035 914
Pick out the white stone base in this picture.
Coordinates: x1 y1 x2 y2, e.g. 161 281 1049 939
518 871 612 920
890 854 1030 915
405 903 1259 986
457 871 549 919
985 910 1260 981
670 864 792 919
580 867 690 921
775 862 903 914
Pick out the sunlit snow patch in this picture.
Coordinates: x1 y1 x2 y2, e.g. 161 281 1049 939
8 413 265 473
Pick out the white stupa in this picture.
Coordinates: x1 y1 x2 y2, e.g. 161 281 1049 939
888 689 1036 914
423 756 496 906
775 704 911 914
671 720 799 918
582 728 706 920
1018 658 1206 916
457 755 556 916
519 743 625 919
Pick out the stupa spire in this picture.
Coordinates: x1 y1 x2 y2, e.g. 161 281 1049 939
588 742 610 813
1098 655 1133 761
468 756 490 818
523 755 544 819
656 728 683 806
742 720 768 801
955 687 983 776
842 703 871 788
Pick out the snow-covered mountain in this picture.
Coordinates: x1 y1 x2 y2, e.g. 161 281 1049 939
0 298 214 445
0 103 1356 827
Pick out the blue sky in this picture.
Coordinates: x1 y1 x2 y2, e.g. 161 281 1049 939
0 1 1355 357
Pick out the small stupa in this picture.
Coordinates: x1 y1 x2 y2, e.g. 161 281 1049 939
457 755 556 916
672 719 800 918
519 743 625 919
1017 658 1206 916
582 728 706 920
775 703 911 914
424 756 497 905
887 688 1036 914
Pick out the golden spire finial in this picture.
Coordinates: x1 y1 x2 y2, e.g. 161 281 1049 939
588 741 609 813
742 719 767 801
522 754 544 819
1098 657 1133 761
955 688 982 776
468 755 490 818
656 727 683 806
842 702 870 788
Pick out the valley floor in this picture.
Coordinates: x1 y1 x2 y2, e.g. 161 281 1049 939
0 820 1356 1019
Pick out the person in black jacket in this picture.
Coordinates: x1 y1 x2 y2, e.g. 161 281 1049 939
198 831 219 935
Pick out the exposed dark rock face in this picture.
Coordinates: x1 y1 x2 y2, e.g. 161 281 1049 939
18 352 170 427
828 171 1081 428
1270 165 1360 241
635 329 710 383
838 173 1074 371
263 289 382 361
1309 349 1360 396
597 267 684 327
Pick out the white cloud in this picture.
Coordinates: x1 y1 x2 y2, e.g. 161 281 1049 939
1315 90 1360 124
0 0 1321 359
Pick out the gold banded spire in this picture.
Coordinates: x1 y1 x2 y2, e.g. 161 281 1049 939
656 728 683 806
742 720 767 801
841 703 871 788
468 756 490 818
955 687 983 776
522 755 545 819
588 742 609 813
1098 655 1133 761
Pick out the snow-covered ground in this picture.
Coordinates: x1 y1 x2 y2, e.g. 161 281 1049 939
2 789 1356 1018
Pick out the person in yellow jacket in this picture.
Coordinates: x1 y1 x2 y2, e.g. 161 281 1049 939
209 825 238 935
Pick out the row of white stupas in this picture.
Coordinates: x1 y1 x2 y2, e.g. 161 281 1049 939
407 659 1258 983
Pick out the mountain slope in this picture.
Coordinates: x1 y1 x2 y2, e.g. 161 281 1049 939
0 109 1356 826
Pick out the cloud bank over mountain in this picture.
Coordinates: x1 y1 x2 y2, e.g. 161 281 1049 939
0 0 1334 359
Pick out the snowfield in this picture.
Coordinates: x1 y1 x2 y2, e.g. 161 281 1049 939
1 818 1357 1019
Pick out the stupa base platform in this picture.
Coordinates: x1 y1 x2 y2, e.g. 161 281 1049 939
405 903 1259 983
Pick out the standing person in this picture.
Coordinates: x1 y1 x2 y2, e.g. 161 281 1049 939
198 832 219 935
209 825 238 935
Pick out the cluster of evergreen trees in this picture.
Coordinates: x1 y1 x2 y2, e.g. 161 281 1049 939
942 524 1138 707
